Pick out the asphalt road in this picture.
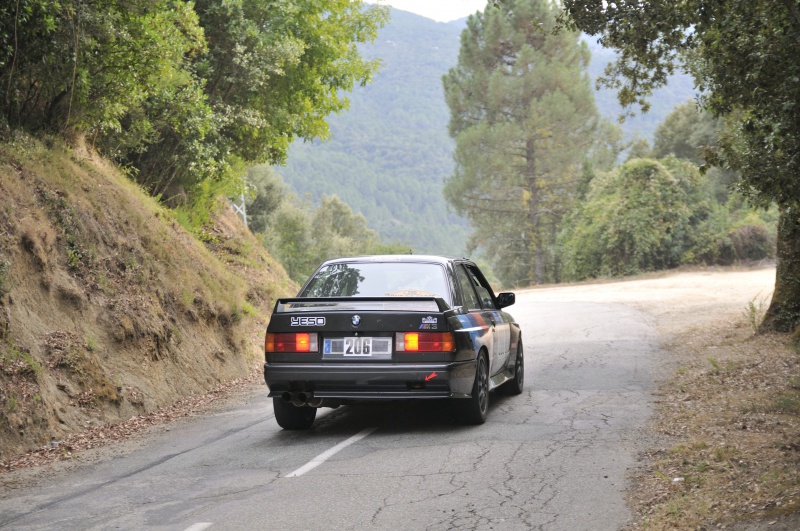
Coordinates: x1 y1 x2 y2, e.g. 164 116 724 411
0 292 661 530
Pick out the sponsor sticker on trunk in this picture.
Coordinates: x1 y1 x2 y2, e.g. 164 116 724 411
419 316 438 330
291 316 326 326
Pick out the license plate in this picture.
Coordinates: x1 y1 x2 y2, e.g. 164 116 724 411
323 337 392 357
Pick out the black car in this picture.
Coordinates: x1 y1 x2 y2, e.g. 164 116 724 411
264 255 523 429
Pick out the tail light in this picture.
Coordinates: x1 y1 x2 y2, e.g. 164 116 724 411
265 333 319 353
396 332 455 352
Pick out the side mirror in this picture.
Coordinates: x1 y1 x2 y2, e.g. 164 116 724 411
496 292 515 309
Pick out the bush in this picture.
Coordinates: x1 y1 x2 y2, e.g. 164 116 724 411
729 224 774 262
560 157 711 279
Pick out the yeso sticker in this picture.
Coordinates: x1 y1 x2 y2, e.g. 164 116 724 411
291 316 326 326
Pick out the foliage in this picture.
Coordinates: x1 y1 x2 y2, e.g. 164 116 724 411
0 0 205 134
653 101 718 164
560 0 800 209
744 292 771 334
1 0 388 215
245 166 409 283
561 151 776 281
652 101 737 203
560 0 800 332
244 165 286 235
443 0 602 287
560 158 713 278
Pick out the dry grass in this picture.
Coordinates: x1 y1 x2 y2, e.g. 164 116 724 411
628 319 800 529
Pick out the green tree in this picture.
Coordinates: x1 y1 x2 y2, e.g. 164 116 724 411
1 0 203 133
247 171 409 283
652 101 718 163
2 1 388 227
192 0 387 166
443 0 599 287
245 165 286 234
652 101 735 203
261 199 317 281
560 0 800 333
118 0 388 212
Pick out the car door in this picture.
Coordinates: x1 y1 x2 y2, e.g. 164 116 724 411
456 263 512 378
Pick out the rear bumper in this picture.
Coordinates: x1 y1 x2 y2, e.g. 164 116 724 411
264 360 476 400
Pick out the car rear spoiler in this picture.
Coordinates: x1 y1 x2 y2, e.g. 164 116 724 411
274 296 451 313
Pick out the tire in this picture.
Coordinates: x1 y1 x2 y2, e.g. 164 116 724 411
498 339 524 396
455 352 489 425
273 397 317 430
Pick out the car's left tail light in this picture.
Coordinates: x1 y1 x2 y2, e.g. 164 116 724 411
265 333 319 353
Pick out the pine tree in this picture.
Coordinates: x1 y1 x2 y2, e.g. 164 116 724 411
443 0 599 286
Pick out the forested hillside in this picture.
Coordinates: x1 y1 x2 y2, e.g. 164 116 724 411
276 8 694 256
277 9 468 255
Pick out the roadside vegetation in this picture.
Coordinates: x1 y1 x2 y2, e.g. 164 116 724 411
442 0 777 290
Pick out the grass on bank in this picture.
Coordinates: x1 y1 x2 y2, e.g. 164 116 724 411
630 318 800 529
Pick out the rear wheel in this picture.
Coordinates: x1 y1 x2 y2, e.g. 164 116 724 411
273 397 317 430
455 352 489 425
498 339 524 396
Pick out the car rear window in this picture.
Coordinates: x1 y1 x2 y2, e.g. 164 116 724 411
300 262 451 305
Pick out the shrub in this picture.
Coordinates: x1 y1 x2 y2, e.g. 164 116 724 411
729 224 774 262
560 157 712 279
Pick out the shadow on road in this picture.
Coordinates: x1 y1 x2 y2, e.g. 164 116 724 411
267 392 522 441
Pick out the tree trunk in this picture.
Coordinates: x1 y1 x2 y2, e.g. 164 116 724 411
760 207 800 333
526 137 545 285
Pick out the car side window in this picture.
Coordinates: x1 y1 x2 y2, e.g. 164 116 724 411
466 265 497 310
455 265 481 310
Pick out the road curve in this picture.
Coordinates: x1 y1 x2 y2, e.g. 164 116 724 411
0 291 661 530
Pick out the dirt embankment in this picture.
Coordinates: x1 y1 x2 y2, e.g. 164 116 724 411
0 134 295 460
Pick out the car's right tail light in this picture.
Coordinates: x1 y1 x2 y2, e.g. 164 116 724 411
396 332 455 352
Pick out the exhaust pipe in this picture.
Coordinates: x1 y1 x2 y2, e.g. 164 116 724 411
281 391 316 407
281 391 322 408
306 396 323 407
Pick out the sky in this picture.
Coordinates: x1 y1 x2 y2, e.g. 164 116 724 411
365 0 488 23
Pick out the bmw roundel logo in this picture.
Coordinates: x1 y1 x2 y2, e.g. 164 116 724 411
351 315 361 326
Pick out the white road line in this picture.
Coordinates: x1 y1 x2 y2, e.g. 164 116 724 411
285 427 378 478
184 523 213 531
